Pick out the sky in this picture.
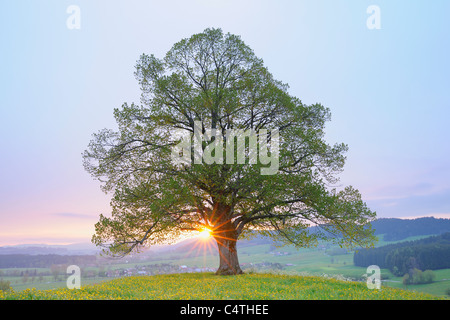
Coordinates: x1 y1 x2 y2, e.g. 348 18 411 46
0 0 449 245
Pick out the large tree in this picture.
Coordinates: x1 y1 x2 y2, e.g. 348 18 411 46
83 28 376 275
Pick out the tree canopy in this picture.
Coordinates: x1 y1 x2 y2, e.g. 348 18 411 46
83 28 376 274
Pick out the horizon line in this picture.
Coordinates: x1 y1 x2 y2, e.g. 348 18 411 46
1 214 449 247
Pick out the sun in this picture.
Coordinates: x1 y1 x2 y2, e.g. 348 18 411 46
198 228 212 240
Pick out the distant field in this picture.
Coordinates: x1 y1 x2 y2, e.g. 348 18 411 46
380 268 450 297
0 273 443 300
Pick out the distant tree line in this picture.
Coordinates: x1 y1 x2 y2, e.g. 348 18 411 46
0 254 96 268
370 217 450 241
354 232 450 276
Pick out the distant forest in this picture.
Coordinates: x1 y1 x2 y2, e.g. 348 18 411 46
0 254 96 268
370 217 450 241
354 232 450 276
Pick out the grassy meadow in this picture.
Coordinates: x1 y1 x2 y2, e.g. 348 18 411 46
0 273 443 300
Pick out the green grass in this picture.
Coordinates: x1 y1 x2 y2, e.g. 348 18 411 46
5 277 111 292
2 234 449 297
0 273 444 300
381 268 450 297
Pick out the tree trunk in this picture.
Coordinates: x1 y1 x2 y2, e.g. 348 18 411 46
215 235 243 275
211 203 243 275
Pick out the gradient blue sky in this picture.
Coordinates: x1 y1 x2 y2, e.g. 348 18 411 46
1 0 449 245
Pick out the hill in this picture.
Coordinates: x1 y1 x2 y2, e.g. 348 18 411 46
0 254 97 269
1 217 448 259
354 232 450 275
0 273 441 300
370 217 450 241
0 243 99 256
141 216 450 257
